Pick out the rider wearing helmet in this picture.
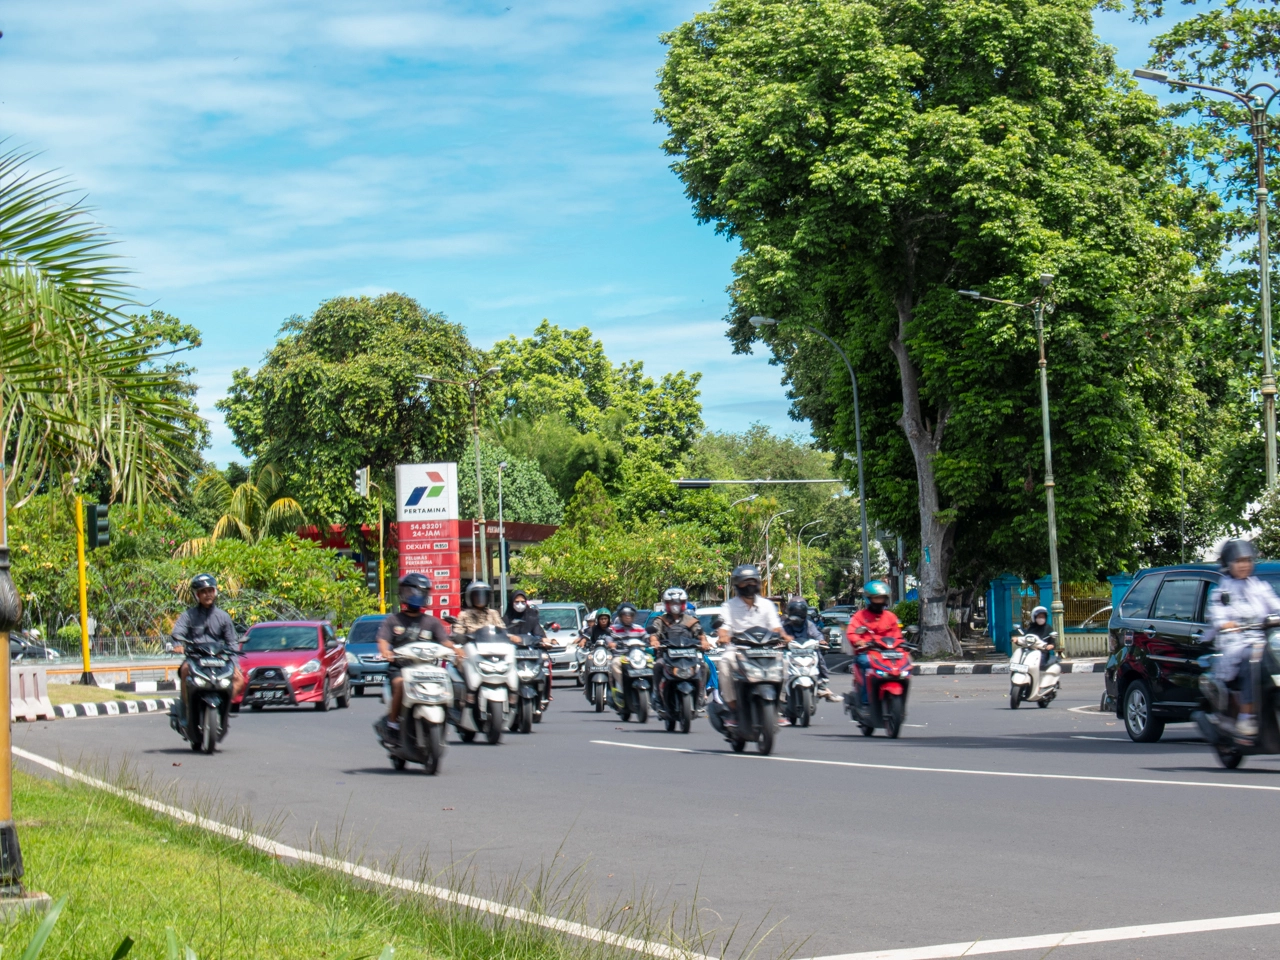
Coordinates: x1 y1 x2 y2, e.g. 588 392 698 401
715 565 791 724
1209 539 1280 740
648 587 710 708
847 581 901 705
503 589 552 705
454 581 505 637
1024 605 1058 670
171 573 247 723
377 573 454 732
580 608 613 647
607 601 651 697
784 597 838 701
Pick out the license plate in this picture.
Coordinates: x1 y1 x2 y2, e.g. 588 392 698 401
669 649 697 657
883 652 903 659
199 658 223 667
253 690 283 700
746 650 778 658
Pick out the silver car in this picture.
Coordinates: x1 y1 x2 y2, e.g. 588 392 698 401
533 602 589 685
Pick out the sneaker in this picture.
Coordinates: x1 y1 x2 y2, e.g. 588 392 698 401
1236 714 1258 739
778 717 791 726
386 719 400 732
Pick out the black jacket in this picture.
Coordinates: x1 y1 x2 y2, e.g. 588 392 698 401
503 605 545 639
171 604 238 653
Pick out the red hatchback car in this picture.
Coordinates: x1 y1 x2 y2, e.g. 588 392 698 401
234 621 351 711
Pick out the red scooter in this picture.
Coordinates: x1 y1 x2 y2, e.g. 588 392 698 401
843 625 917 738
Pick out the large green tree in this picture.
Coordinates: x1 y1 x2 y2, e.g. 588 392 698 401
658 0 1222 652
218 294 478 537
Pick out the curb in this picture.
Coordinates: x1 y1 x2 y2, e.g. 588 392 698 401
102 680 178 693
37 698 176 720
911 659 1106 676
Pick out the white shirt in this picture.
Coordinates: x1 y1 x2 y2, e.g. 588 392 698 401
722 595 783 637
1208 575 1280 649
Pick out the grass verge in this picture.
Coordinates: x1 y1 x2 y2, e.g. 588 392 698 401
0 769 714 960
46 686 167 706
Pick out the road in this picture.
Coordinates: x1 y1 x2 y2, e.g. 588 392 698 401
15 672 1280 960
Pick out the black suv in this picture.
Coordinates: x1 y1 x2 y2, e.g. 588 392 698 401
1105 561 1280 741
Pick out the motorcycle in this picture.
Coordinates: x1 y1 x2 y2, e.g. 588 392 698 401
582 637 611 712
655 625 704 733
448 625 516 745
1008 628 1061 709
709 626 785 754
1194 617 1280 769
169 639 236 754
511 635 548 733
783 636 822 727
610 636 653 723
844 625 916 738
375 638 452 774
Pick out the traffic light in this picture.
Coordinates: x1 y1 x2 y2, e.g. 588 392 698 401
354 466 369 498
83 503 109 550
364 557 379 595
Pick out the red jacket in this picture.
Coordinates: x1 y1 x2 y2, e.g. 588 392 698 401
846 607 902 649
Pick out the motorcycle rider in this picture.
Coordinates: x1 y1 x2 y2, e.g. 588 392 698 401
580 608 613 647
377 573 454 733
1209 539 1280 740
784 598 838 701
172 573 247 725
608 601 650 694
648 587 711 708
1024 605 1058 671
454 581 506 637
716 565 791 727
846 581 901 705
503 589 552 705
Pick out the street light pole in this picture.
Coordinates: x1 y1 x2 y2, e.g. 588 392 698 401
1135 69 1279 487
749 317 871 584
497 461 507 612
796 519 823 599
958 276 1064 633
763 509 794 597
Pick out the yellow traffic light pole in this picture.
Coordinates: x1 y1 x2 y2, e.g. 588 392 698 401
73 497 94 685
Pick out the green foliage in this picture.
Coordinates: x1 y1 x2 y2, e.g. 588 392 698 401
1252 487 1280 560
657 0 1229 619
494 413 624 502
217 294 478 539
456 441 563 525
512 523 730 609
561 472 617 536
893 599 920 629
182 462 306 550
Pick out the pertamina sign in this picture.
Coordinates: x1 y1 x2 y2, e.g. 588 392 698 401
396 463 461 618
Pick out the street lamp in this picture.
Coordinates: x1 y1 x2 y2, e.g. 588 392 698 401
749 316 871 586
958 275 1064 631
497 461 508 612
795 519 823 599
1134 68 1279 488
729 494 759 509
763 508 794 596
419 366 502 583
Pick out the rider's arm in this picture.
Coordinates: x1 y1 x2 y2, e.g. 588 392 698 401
375 620 396 662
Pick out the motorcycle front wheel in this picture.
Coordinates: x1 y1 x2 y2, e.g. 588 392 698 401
679 693 693 733
1009 684 1021 709
1215 744 1244 769
883 694 905 739
485 702 503 744
800 688 813 727
424 721 444 775
593 683 605 712
517 698 534 734
756 700 777 755
201 705 218 754
634 693 649 724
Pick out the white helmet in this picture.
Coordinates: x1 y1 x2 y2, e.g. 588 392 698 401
662 586 688 615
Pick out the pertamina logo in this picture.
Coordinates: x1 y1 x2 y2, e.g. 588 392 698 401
404 471 446 506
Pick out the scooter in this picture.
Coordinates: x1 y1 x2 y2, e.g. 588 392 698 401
1194 617 1280 769
709 626 785 754
582 637 611 712
449 625 516 745
655 624 704 733
610 636 653 723
1009 628 1061 709
844 625 916 738
511 634 547 733
169 639 236 754
783 636 822 727
375 638 452 774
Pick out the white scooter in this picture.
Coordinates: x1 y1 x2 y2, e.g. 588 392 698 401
1009 629 1061 709
783 637 822 726
375 638 453 774
451 625 517 744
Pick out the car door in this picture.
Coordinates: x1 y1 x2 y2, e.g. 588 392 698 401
322 623 342 687
1144 576 1210 705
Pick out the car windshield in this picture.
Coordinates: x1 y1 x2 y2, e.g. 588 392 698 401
242 626 318 652
346 618 384 645
538 608 578 629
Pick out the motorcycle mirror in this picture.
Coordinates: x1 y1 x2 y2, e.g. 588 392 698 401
906 625 920 634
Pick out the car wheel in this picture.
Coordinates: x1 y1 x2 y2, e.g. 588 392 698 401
315 680 331 711
1123 680 1165 742
337 678 351 709
354 685 365 697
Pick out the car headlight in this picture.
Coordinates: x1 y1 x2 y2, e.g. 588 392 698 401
290 659 321 677
345 651 358 665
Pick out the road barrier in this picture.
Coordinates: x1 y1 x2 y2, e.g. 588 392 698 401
10 666 54 722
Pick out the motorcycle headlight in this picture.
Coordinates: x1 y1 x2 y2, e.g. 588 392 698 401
479 661 507 675
628 650 646 669
411 680 447 698
217 677 232 689
191 674 212 688
673 665 696 679
593 649 608 665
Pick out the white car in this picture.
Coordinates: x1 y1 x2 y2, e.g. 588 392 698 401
532 602 588 684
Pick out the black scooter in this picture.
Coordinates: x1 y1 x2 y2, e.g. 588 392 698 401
169 640 236 754
511 635 548 733
655 625 704 733
709 626 785 754
1194 617 1280 769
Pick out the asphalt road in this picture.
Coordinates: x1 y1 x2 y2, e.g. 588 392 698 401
15 673 1280 960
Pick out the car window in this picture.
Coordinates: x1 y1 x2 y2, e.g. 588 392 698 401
323 624 337 647
1119 574 1161 619
1151 578 1207 623
538 607 578 628
242 626 319 652
345 618 384 645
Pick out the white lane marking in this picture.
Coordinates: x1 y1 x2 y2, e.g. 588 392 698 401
590 740 1280 793
903 724 926 728
809 910 1280 959
1070 735 1130 742
14 747 707 960
1068 705 1109 715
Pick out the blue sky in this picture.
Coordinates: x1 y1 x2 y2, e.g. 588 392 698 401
2 1 1178 466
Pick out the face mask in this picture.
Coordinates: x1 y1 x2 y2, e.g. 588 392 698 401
737 583 759 598
513 601 527 613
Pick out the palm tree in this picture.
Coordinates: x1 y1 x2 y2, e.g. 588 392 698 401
179 463 306 555
0 147 198 512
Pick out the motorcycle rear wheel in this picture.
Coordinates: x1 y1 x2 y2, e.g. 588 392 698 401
757 701 777 755
391 755 407 771
1037 697 1049 708
201 705 218 754
486 703 504 744
679 693 693 733
459 728 477 744
1215 744 1244 769
731 738 746 753
883 694 905 739
859 723 874 737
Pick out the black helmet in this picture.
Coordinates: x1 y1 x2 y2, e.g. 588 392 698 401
190 573 217 593
786 598 809 620
400 572 431 593
1220 539 1258 570
615 602 638 620
731 564 761 587
465 581 492 608
399 572 431 612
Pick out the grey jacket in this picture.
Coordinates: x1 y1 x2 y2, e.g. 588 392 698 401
171 604 239 653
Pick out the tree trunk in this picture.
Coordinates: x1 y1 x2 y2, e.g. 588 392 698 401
890 293 961 658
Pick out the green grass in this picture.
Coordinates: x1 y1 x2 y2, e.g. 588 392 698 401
46 686 170 706
0 770 705 960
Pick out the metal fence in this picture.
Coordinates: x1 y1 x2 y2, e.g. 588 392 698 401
1016 582 1110 628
